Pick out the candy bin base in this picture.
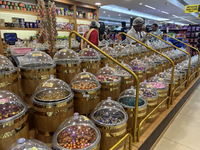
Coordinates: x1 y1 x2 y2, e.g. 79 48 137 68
129 53 139 62
162 62 170 71
146 68 155 79
116 55 129 64
100 82 121 101
56 64 81 84
121 76 134 92
81 61 101 75
133 71 147 86
155 64 163 74
146 97 158 123
101 58 116 68
157 88 168 112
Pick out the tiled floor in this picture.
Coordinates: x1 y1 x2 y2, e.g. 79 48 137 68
153 85 200 150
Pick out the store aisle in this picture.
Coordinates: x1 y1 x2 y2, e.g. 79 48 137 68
153 85 200 150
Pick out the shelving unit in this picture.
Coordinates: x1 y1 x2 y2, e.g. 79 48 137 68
0 27 40 31
0 8 38 16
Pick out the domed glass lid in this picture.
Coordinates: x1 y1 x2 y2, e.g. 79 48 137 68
0 90 28 125
6 138 51 150
139 88 158 99
139 80 156 90
33 76 73 102
19 51 55 69
114 62 132 77
166 68 182 79
147 75 167 84
149 54 163 64
53 49 81 64
137 45 147 52
96 64 121 83
141 56 156 68
100 45 118 58
79 47 101 62
125 44 139 54
114 44 128 56
53 113 101 150
91 97 128 126
70 69 100 91
129 58 147 71
158 71 175 85
107 39 114 44
0 54 16 75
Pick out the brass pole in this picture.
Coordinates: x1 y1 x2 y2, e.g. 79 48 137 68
117 32 174 142
163 34 200 76
69 31 139 142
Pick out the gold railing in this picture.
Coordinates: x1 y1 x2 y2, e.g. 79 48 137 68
102 34 109 40
163 33 200 77
117 32 174 142
69 31 140 142
109 133 133 150
149 33 191 103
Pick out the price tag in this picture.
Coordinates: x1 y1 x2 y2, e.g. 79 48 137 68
81 115 89 121
81 75 90 78
60 50 67 52
83 94 90 97
0 98 8 104
42 83 53 87
32 53 42 57
31 147 38 150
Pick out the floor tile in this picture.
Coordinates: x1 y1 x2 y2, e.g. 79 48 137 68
163 114 200 150
153 138 194 150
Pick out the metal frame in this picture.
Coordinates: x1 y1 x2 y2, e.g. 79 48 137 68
117 32 174 142
102 34 108 40
109 133 133 150
149 33 191 104
163 33 200 77
68 31 140 142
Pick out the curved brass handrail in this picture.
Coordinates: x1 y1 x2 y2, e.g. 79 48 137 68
163 34 200 76
109 133 133 150
102 34 108 40
117 32 174 142
149 33 191 90
69 31 139 142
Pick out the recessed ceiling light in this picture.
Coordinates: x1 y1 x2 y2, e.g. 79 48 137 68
139 3 143 5
161 11 169 14
119 17 121 18
145 5 156 10
131 16 133 18
119 14 121 16
103 11 106 13
95 2 101 6
158 10 160 11
172 15 178 18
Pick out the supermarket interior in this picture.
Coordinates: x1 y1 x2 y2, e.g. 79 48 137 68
0 0 200 150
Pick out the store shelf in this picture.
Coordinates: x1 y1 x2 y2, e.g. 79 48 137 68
76 18 96 21
57 29 73 32
0 27 40 31
0 8 38 16
56 15 75 19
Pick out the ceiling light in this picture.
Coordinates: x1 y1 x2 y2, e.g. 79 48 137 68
130 16 132 18
161 11 169 14
119 17 121 18
95 2 101 6
139 3 142 5
103 11 106 13
158 10 160 11
119 14 121 16
172 15 178 18
145 5 156 10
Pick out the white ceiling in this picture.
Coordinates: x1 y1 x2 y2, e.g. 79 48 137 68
75 0 200 25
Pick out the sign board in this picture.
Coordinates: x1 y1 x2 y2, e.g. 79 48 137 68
185 4 200 13
77 24 89 34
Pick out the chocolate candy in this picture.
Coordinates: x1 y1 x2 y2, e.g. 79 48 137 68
140 89 157 98
57 125 96 149
0 103 22 120
72 81 98 90
131 66 146 71
151 82 166 89
96 74 119 82
119 97 145 107
94 109 124 124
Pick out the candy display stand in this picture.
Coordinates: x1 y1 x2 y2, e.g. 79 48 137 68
149 54 163 74
114 44 129 64
100 45 118 68
114 62 134 92
53 49 81 84
0 90 28 150
0 55 18 95
125 44 139 63
70 69 101 116
117 88 148 138
141 56 156 79
53 113 101 150
96 64 121 101
79 46 101 75
31 76 74 143
91 98 128 150
18 51 56 104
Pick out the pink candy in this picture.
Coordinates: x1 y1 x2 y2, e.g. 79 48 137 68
151 82 166 89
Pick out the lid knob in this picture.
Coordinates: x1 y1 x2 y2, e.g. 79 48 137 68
106 63 108 67
107 97 111 101
155 74 157 77
74 113 79 119
83 68 86 72
87 45 90 48
131 86 134 89
17 138 26 144
144 79 146 82
50 75 54 79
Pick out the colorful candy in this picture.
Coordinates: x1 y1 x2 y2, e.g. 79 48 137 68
96 74 119 82
0 103 22 120
119 97 145 107
140 89 157 98
151 82 166 89
57 125 96 149
72 81 98 90
131 66 146 71
94 109 124 124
